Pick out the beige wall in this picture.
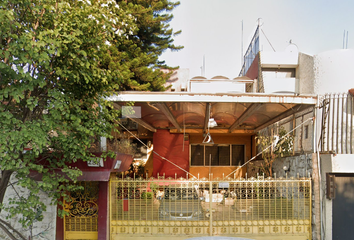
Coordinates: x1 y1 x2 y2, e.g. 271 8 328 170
298 52 315 94
294 111 314 154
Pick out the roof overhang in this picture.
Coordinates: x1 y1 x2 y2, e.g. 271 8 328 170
109 92 317 134
30 153 133 182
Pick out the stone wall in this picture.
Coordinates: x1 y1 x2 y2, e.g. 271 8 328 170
272 154 313 178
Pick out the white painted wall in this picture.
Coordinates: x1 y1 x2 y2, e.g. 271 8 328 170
314 49 354 94
330 154 354 172
260 44 299 68
164 68 190 92
190 80 246 93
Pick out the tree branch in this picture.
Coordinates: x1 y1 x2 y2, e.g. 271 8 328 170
0 218 26 240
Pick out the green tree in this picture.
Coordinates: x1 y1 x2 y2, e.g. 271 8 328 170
0 0 135 238
257 127 294 177
107 0 183 91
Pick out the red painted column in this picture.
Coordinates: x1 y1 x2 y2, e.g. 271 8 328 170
56 197 64 240
97 181 109 240
153 130 189 178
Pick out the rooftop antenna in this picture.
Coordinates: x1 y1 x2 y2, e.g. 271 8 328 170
241 20 244 69
200 55 205 76
203 55 205 77
343 30 349 49
260 19 276 52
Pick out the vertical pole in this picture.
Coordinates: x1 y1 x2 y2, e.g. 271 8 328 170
343 30 345 49
293 114 296 155
351 93 353 154
100 137 107 152
109 179 112 238
241 20 244 69
320 97 325 151
327 97 330 152
209 180 213 236
346 94 349 153
336 94 340 153
309 179 313 240
331 95 335 152
341 94 345 153
313 105 317 155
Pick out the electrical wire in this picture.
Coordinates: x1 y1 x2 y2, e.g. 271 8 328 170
117 121 197 179
223 116 314 180
118 116 314 181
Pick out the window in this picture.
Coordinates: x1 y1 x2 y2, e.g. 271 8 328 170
190 144 245 166
304 125 309 139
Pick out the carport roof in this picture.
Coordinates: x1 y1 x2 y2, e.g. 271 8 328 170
108 92 317 134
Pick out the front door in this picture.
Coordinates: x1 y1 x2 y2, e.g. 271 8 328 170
332 174 354 240
64 182 99 240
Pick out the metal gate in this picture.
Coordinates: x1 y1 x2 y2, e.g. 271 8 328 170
110 175 311 240
64 182 99 240
329 173 354 240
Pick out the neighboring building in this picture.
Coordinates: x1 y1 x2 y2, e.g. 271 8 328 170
312 50 354 240
239 23 354 240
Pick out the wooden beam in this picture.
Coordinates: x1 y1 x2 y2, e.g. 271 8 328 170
169 128 254 134
155 103 182 132
203 103 211 133
229 103 264 132
129 118 157 132
112 102 157 133
254 104 308 132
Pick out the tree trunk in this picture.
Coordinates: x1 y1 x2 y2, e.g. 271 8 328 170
0 170 14 213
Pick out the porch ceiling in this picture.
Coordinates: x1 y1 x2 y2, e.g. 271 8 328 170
109 92 317 134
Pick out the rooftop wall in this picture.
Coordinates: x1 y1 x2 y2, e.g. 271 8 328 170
314 49 354 94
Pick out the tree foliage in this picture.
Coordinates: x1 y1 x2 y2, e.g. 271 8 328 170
0 0 136 235
108 0 183 91
257 127 294 177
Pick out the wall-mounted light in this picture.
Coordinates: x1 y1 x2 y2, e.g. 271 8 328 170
283 165 290 175
208 118 217 128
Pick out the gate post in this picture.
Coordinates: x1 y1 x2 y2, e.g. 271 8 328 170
98 181 109 240
209 181 213 236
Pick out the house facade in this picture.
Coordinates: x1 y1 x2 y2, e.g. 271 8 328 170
3 23 354 240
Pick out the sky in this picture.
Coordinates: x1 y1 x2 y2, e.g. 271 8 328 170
159 0 354 79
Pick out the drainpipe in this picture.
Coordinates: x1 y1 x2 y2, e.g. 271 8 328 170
100 137 107 152
314 96 324 240
209 181 213 236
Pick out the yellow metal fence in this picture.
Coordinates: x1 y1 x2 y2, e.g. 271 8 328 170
110 175 311 240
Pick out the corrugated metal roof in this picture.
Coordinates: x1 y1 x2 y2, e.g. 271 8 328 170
109 92 317 134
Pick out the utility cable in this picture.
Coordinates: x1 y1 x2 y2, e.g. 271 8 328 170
117 121 197 179
223 117 314 180
118 116 314 181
